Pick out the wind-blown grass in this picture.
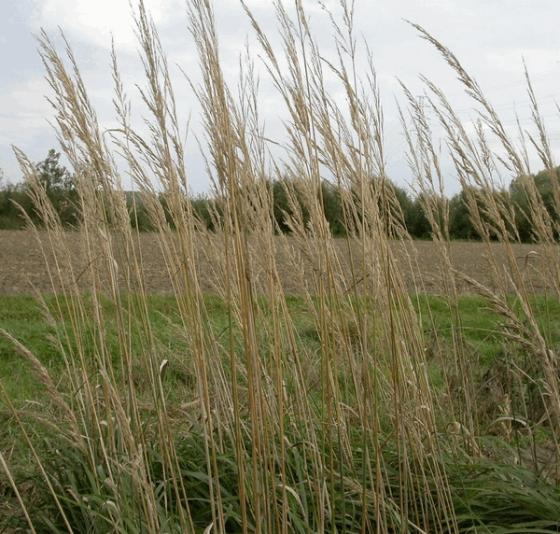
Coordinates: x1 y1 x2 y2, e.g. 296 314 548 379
1 0 560 532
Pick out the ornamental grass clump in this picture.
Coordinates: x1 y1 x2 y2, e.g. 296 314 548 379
1 1 560 532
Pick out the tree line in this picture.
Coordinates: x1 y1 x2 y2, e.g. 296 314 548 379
0 149 557 242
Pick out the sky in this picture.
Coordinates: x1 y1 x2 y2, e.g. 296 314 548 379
1 0 559 194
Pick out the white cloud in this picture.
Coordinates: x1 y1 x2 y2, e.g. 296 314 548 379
3 0 558 192
487 48 560 76
0 75 55 181
0 77 52 146
31 0 183 51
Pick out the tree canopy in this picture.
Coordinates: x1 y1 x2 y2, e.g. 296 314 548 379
1 149 558 242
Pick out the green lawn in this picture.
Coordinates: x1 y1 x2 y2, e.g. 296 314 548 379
2 293 560 531
2 292 560 405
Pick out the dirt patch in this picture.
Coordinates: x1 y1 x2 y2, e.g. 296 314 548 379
0 230 553 295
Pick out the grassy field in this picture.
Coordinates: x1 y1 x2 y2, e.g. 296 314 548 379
2 293 560 531
0 293 504 404
4 293 560 401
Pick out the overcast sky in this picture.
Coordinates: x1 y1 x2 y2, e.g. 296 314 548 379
1 0 559 194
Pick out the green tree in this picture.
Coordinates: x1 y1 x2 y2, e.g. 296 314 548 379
390 183 415 234
321 180 344 236
271 179 291 233
0 168 31 229
270 178 312 234
510 167 560 242
449 189 479 240
31 149 77 227
36 149 74 194
407 194 432 239
192 195 221 231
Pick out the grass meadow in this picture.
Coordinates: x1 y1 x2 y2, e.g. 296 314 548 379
1 0 560 532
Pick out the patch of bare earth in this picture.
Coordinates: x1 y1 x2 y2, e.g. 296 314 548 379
0 230 552 295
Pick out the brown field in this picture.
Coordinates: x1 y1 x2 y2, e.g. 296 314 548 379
0 229 553 295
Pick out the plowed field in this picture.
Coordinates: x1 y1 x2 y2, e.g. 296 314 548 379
0 230 553 295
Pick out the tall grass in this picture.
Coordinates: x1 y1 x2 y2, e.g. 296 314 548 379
1 0 560 532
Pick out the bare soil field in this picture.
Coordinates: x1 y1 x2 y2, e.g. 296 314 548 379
0 229 554 294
